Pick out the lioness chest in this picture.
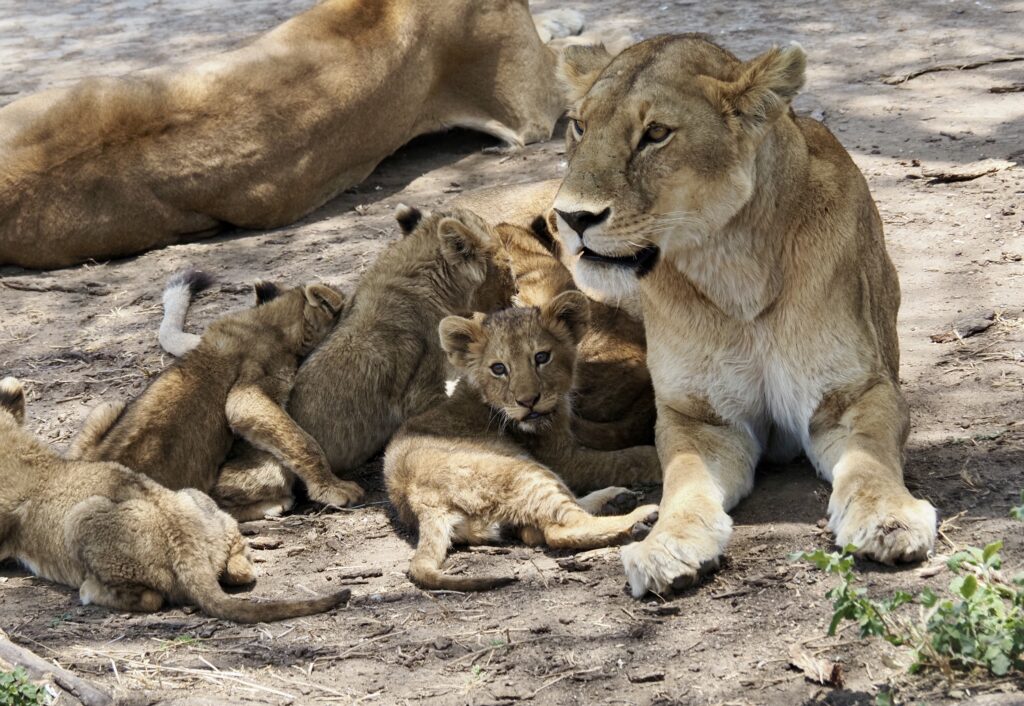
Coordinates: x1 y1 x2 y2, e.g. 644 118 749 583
642 270 872 458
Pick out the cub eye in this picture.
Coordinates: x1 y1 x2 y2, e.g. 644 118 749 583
534 351 550 366
640 123 672 147
570 118 586 139
490 362 507 376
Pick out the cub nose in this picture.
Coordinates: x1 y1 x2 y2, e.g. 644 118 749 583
555 207 611 237
517 395 540 409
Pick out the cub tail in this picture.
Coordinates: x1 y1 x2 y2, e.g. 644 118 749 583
188 583 351 624
0 377 26 425
408 514 516 592
159 268 213 357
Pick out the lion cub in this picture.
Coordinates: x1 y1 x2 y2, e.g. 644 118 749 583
384 291 662 591
0 378 348 622
71 276 363 515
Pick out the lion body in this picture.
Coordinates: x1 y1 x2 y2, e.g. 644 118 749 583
384 293 660 591
0 378 348 622
552 35 936 596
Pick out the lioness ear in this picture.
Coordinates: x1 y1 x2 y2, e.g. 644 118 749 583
439 314 486 368
394 203 423 235
718 44 806 131
557 43 615 103
438 216 489 273
303 284 345 315
540 290 590 344
0 377 26 426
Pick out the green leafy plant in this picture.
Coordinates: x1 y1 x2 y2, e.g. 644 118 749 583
794 500 1024 683
1012 490 1023 521
0 667 47 706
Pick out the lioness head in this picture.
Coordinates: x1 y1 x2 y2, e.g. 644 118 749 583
551 34 806 299
439 291 589 432
251 281 346 356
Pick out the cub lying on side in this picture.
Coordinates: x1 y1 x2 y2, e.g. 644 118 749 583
0 378 348 622
158 207 498 519
384 292 662 591
71 276 361 518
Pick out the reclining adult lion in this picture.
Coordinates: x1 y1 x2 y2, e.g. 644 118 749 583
550 35 937 597
0 0 586 269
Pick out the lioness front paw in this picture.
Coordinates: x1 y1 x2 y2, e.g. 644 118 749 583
830 493 936 564
620 509 732 598
310 480 366 508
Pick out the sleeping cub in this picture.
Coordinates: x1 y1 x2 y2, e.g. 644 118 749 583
0 377 348 622
384 291 662 591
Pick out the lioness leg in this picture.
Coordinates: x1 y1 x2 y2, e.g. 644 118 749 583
620 402 758 597
808 380 936 563
225 385 365 508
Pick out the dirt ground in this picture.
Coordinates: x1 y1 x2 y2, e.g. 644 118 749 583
1 0 1023 704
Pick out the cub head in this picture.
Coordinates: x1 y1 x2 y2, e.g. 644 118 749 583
0 377 26 426
392 204 496 309
439 291 589 433
552 34 806 299
252 281 346 355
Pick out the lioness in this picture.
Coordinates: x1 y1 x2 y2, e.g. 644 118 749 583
384 292 660 591
71 276 363 516
0 1 589 269
551 35 937 597
0 377 348 622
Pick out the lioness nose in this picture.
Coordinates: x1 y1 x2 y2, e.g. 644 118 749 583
555 207 610 237
517 395 540 409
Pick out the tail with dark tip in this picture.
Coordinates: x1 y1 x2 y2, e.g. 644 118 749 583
0 377 26 425
408 515 516 592
159 268 213 356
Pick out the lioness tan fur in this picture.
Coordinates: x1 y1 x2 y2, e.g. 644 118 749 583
0 0 584 269
551 35 937 597
384 292 661 591
70 276 364 518
0 377 348 622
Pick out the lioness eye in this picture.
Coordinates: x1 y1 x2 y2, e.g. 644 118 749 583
571 118 585 138
641 123 672 146
534 351 550 365
490 363 507 376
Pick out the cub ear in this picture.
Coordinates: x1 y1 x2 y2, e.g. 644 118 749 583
556 43 615 104
438 314 486 369
253 281 281 305
716 44 806 131
0 377 26 426
540 290 590 344
393 203 423 235
303 284 345 315
438 215 490 274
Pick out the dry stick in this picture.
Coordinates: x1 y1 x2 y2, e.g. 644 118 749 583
882 55 1024 85
0 636 113 706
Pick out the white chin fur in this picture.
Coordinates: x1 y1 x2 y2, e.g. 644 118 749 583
571 258 641 301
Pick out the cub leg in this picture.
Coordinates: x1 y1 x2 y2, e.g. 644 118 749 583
408 511 514 591
546 444 662 492
180 488 257 585
225 385 365 508
808 380 936 564
620 401 758 598
212 442 295 521
80 577 164 612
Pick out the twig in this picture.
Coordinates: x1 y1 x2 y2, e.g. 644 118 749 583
883 55 1024 84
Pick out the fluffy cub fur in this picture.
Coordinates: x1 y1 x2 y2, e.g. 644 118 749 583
0 378 348 622
71 276 362 518
552 35 937 597
384 292 661 591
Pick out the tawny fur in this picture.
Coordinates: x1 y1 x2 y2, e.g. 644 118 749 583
552 35 937 597
70 277 364 519
384 292 661 591
0 1 593 269
0 377 348 622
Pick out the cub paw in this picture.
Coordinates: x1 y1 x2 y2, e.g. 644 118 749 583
620 509 732 598
603 488 641 515
831 494 936 564
626 505 660 541
310 480 366 508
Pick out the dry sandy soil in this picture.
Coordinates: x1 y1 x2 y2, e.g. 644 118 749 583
1 1 1023 704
